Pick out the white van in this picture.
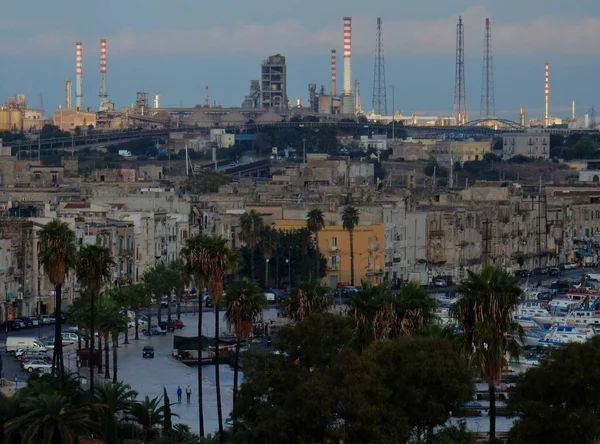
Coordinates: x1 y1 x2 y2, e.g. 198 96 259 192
6 337 47 355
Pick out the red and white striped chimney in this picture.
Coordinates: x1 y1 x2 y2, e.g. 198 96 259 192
343 17 352 94
75 42 83 108
331 49 337 96
544 61 549 127
99 39 108 106
100 39 107 75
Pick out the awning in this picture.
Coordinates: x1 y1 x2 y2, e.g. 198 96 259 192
577 249 593 256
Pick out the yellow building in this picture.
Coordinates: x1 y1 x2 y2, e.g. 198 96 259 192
450 141 491 162
274 219 384 288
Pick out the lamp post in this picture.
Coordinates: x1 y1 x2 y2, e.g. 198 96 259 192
390 85 396 140
285 257 291 290
265 258 270 289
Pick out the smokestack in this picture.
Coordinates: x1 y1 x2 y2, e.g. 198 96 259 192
65 78 72 109
544 61 549 127
76 42 83 109
572 100 576 121
331 49 337 96
343 17 352 94
519 105 525 127
99 39 108 108
154 92 161 109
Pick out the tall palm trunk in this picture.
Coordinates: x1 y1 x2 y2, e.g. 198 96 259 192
52 284 65 382
264 258 269 288
197 305 205 438
112 333 118 383
97 334 103 374
488 382 496 442
349 229 355 286
134 309 140 340
214 305 224 440
314 231 320 278
90 290 96 394
124 324 129 344
250 247 255 280
167 298 172 321
104 332 110 379
233 336 241 406
157 302 162 324
176 293 182 320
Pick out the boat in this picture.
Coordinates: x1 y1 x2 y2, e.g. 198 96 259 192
539 324 596 346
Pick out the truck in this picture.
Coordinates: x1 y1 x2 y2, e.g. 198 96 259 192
118 150 133 157
408 272 430 286
6 337 47 355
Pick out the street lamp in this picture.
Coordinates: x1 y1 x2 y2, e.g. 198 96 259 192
285 258 291 290
265 258 270 289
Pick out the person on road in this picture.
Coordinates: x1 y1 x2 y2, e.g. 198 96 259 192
266 335 272 348
177 385 182 403
186 385 192 402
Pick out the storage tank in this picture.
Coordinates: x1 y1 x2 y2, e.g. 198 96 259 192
319 95 333 114
10 111 23 131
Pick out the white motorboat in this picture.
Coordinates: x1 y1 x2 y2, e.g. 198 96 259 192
539 324 596 346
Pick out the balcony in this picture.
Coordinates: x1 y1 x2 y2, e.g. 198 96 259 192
328 245 339 252
327 264 339 271
368 243 380 252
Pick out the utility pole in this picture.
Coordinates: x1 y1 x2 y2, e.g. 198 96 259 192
390 84 396 139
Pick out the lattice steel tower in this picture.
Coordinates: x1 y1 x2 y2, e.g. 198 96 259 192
371 18 387 115
480 18 495 119
453 16 467 125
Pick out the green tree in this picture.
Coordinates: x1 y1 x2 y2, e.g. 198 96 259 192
142 262 174 324
128 395 167 443
199 236 235 440
306 208 325 279
76 244 114 395
224 278 267 405
260 225 278 288
162 387 174 434
4 393 102 444
283 280 333 322
181 234 210 438
341 206 360 286
98 298 128 383
127 283 152 341
368 338 473 443
453 266 522 443
94 381 138 444
239 210 264 280
38 220 77 381
167 259 189 320
508 337 600 444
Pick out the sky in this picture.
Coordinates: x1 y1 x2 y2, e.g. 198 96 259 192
1 0 599 121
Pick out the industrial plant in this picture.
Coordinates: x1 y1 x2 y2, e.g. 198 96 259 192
0 16 594 134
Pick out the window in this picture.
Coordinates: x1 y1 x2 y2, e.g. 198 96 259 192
331 256 339 266
331 237 338 247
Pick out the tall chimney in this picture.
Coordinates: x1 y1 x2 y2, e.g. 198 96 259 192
343 17 352 94
99 39 108 108
65 78 72 109
544 61 549 127
519 105 525 127
572 100 576 121
331 49 337 96
76 42 83 109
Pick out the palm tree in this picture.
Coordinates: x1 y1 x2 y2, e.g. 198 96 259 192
142 262 171 324
98 298 127 383
4 393 102 444
127 283 151 341
38 219 77 380
341 206 360 286
239 210 264 280
283 280 333 322
128 395 167 443
260 226 278 288
306 209 325 279
199 235 235 440
94 381 138 444
181 234 210 438
168 259 189 321
75 244 114 395
453 266 523 443
224 278 267 405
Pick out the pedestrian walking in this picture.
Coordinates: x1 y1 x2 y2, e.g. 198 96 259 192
266 335 272 348
177 385 182 403
185 385 192 402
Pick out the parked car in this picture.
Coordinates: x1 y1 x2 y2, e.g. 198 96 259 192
564 262 578 270
22 359 52 373
142 346 155 358
160 296 169 307
10 320 26 330
40 315 53 325
28 317 40 327
61 332 78 345
533 267 549 275
170 319 184 329
15 317 32 328
42 341 55 350
143 325 167 336
16 349 47 361
549 267 560 276
158 321 175 333
433 278 448 287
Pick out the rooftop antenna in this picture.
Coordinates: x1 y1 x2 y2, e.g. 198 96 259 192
480 18 495 119
372 17 387 115
205 86 209 107
453 17 467 125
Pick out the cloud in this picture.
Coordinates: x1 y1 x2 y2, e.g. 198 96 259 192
2 6 600 57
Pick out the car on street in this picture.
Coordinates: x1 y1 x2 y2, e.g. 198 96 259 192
160 296 169 307
42 341 55 350
28 317 40 327
16 349 47 361
22 359 52 373
61 332 78 345
158 321 175 333
143 324 167 336
40 315 53 324
549 267 560 276
533 267 549 275
15 317 33 328
21 356 52 367
563 262 578 270
170 319 184 329
433 278 448 287
142 346 155 358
